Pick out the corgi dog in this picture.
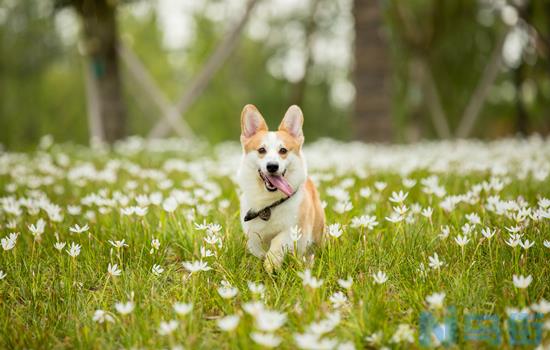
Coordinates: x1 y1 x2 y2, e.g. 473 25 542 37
237 104 325 273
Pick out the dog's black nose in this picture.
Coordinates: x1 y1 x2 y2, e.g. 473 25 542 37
266 162 279 173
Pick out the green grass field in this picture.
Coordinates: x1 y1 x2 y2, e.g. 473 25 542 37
0 136 549 349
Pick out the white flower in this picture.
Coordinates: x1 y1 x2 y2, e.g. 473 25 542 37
360 187 371 198
107 263 122 277
134 206 148 216
28 219 46 236
372 271 388 284
204 234 221 246
158 320 179 335
538 197 550 209
255 309 287 332
329 291 348 308
66 242 81 258
1 233 17 251
248 281 266 295
338 341 355 350
454 234 470 247
350 215 379 230
298 269 324 289
327 223 343 238
0 270 6 280
389 191 408 203
513 274 533 289
152 264 164 276
337 276 353 289
115 301 135 315
120 207 135 216
426 292 446 310
519 239 535 250
162 197 178 213
374 181 387 191
428 253 445 270
67 205 81 215
385 213 404 223
481 227 496 239
250 332 282 348
69 224 89 234
505 237 520 247
365 331 383 345
108 239 128 249
217 315 240 331
393 205 408 216
506 225 522 234
465 212 481 225
182 260 211 273
421 207 433 218
290 225 302 242
92 309 114 324
461 223 474 235
243 301 265 316
531 299 550 314
200 246 215 258
150 238 160 254
294 332 338 349
544 240 550 248
218 286 238 299
173 302 193 316
194 220 209 231
391 324 415 343
54 241 66 251
439 225 450 239
206 223 222 235
333 201 353 214
307 312 341 335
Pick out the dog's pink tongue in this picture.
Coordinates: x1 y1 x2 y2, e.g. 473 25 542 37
266 175 293 196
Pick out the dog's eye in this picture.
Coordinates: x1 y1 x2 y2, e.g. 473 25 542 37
258 147 266 154
279 147 288 155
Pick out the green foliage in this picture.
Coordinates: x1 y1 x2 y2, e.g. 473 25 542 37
1 0 549 149
0 140 548 348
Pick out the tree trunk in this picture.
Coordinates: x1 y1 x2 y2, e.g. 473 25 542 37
76 0 126 144
353 0 392 142
514 64 528 136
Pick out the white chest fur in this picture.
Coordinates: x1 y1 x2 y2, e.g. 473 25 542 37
239 186 308 257
241 188 302 237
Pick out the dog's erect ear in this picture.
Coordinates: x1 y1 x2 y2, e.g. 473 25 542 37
241 104 268 138
279 105 304 139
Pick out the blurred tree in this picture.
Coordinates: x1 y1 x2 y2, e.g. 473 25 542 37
54 0 127 144
353 0 392 142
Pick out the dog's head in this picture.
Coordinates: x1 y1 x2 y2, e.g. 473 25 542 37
239 104 307 197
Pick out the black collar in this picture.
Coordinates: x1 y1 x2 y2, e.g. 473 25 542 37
244 189 298 222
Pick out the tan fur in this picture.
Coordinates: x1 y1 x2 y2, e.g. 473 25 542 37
299 178 325 243
275 130 302 156
240 104 268 150
242 130 268 154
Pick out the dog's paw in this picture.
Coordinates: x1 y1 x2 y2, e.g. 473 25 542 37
263 258 274 274
263 255 281 274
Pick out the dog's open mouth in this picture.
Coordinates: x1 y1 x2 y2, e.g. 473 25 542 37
258 170 293 196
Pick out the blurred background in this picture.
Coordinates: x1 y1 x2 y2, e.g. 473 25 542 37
1 0 549 149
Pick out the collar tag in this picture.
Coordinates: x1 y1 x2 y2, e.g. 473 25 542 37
258 208 271 221
243 186 299 222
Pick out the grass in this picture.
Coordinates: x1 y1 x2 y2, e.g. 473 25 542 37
0 137 549 349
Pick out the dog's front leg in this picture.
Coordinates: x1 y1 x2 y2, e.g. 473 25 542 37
264 231 293 273
247 232 266 258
